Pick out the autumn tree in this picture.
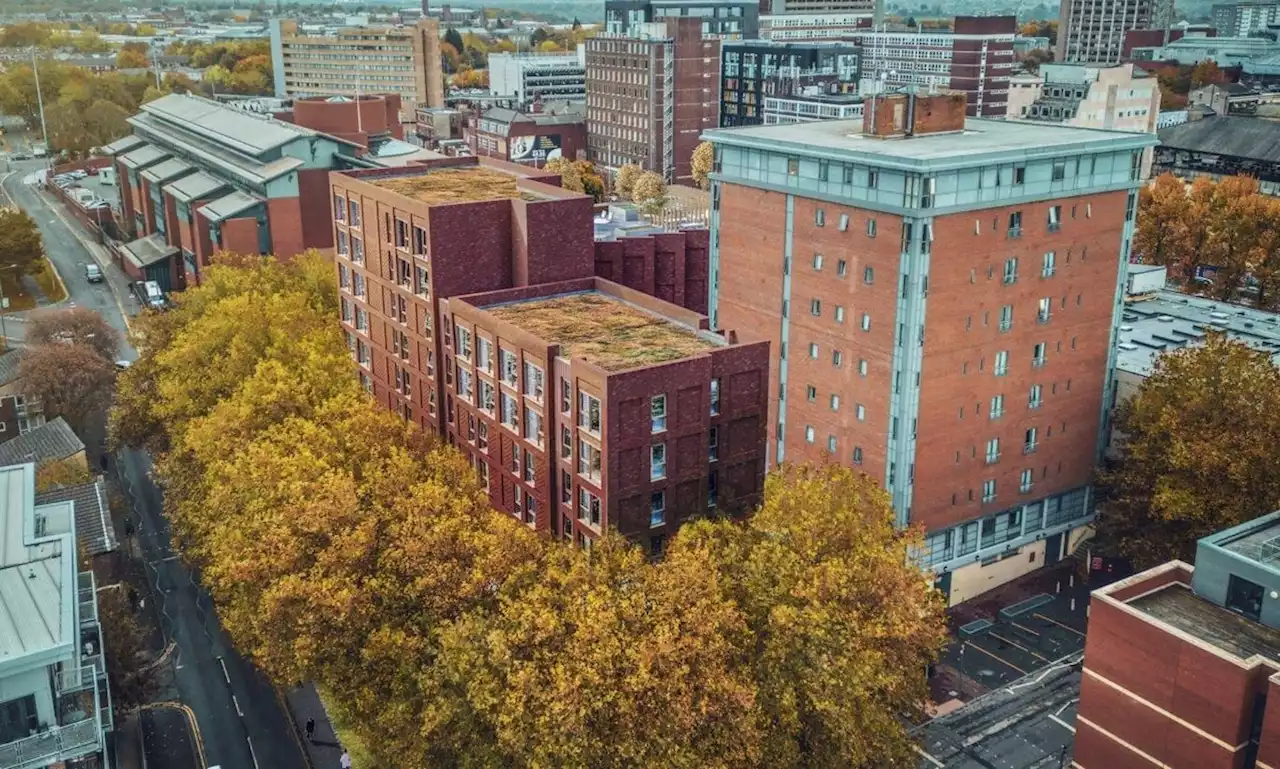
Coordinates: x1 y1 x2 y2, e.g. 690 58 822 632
19 343 116 434
1022 48 1053 73
1099 334 1280 567
614 163 642 199
115 46 149 69
1134 172 1191 275
631 170 667 207
1191 60 1227 88
0 208 44 274
691 140 714 190
98 585 159 711
25 306 121 361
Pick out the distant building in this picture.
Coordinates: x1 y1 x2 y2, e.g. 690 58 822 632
470 107 587 166
1075 512 1280 769
851 17 1018 118
1189 82 1261 116
1013 35 1051 56
415 106 466 148
1154 112 1280 194
585 18 721 182
759 12 872 40
1005 63 1159 136
718 40 858 127
1213 0 1280 36
1129 33 1280 66
1057 0 1175 63
604 0 759 38
280 93 406 150
1121 26 1193 60
268 18 443 120
488 50 587 105
0 462 112 769
763 91 864 123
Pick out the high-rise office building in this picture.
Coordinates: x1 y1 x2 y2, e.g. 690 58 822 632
704 92 1157 604
1057 0 1175 63
718 40 859 127
1213 0 1280 36
605 0 759 38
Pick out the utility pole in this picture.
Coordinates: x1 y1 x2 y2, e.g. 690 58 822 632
31 48 49 157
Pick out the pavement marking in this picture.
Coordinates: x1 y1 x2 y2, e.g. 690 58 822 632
247 734 261 769
1049 713 1077 733
963 640 1028 676
988 631 1052 664
219 656 231 684
914 745 945 768
233 693 244 717
1033 612 1087 637
140 701 207 769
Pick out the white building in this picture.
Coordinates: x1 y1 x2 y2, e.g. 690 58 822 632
489 48 588 105
763 91 863 124
0 463 112 769
760 12 871 40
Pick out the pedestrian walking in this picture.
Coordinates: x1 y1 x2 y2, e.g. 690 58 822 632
305 717 315 743
340 749 352 769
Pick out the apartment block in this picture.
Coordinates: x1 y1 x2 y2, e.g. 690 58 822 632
0 462 113 769
764 92 864 124
268 18 443 119
471 107 587 167
1007 63 1159 134
488 50 587 105
853 17 1018 118
704 92 1156 604
759 0 880 13
1213 0 1280 36
104 94 364 290
586 18 721 182
1075 512 1280 769
605 0 759 38
1057 0 1175 64
443 279 767 547
760 12 873 41
330 158 765 547
719 40 859 127
594 207 711 313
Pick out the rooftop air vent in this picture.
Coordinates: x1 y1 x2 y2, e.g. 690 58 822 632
1157 315 1176 322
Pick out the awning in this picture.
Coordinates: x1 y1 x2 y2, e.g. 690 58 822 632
122 233 178 270
197 190 263 223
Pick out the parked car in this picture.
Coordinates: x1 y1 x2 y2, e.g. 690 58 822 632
131 280 167 310
68 170 87 179
84 263 103 283
10 152 29 160
114 359 132 371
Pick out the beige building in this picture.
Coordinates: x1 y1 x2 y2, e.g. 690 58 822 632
1006 63 1159 134
268 18 443 120
1057 0 1174 63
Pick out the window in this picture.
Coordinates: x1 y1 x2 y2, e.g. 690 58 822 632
834 306 845 324
334 194 346 221
815 208 825 226
1042 251 1056 278
560 378 571 414
579 488 602 527
813 253 824 271
651 443 667 480
1003 257 1018 285
832 350 843 367
523 447 536 483
1125 191 1137 222
1008 211 1022 238
477 337 492 373
860 313 871 332
1025 427 1038 454
523 362 545 401
985 437 1000 464
338 264 350 290
1037 297 1052 323
579 439 602 482
838 213 849 231
651 394 668 432
982 479 997 503
524 407 544 447
707 472 718 508
1020 468 1034 493
413 225 427 254
650 491 666 527
395 218 409 249
1048 205 1062 232
837 260 848 278
809 298 823 317
709 378 721 415
806 385 817 402
788 157 799 175
1013 166 1025 185
867 169 878 188
1029 384 1043 409
578 391 601 434
843 166 854 184
818 161 829 181
1033 342 1046 367
454 325 472 360
348 199 361 226
500 349 518 387
561 469 572 504
827 435 837 453
852 446 863 465
1052 161 1065 181
337 230 349 256
709 426 719 462
809 342 819 359
500 392 519 431
456 366 474 401
864 266 874 285
858 359 868 376
479 379 495 413
999 304 1013 332
990 394 1005 419
856 404 866 421
866 219 877 238
830 394 840 411
804 425 816 443
994 350 1008 376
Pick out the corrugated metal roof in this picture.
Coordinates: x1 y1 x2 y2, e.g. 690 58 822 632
198 190 263 222
165 171 229 204
122 233 178 269
140 157 195 184
140 93 350 156
102 135 145 157
0 418 85 470
36 478 116 557
1158 116 1280 164
118 144 170 170
130 112 306 185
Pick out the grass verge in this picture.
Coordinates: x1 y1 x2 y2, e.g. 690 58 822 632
319 687 376 768
0 269 36 312
32 257 67 303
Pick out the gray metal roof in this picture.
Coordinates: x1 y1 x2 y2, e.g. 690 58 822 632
1157 115 1280 164
0 418 85 469
36 477 116 557
102 135 145 157
165 171 229 204
130 111 307 185
0 350 22 388
1117 288 1280 377
140 157 195 184
482 107 532 124
122 233 178 269
0 464 66 661
198 190 264 222
140 93 330 157
118 144 170 170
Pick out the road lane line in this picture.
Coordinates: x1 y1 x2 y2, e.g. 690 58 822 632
1033 612 1086 637
219 656 231 684
233 694 244 717
963 640 1028 676
247 735 261 769
1049 713 1076 733
914 745 945 768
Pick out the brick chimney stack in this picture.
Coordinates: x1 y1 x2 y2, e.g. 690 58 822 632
862 92 968 138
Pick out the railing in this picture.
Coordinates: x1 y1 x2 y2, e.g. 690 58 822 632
0 717 100 769
78 572 97 628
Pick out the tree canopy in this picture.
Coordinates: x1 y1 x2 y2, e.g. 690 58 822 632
0 208 44 274
691 141 714 190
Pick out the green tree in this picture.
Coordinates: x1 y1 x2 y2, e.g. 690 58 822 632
1099 334 1280 567
691 140 714 190
0 208 44 274
444 26 465 55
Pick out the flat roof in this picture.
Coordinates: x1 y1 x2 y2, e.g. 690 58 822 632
1130 583 1280 662
1117 289 1280 377
165 170 228 203
371 167 535 205
0 465 66 662
484 290 722 372
705 116 1155 169
1206 510 1280 572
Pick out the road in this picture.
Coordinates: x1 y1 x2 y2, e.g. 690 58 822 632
2 161 308 769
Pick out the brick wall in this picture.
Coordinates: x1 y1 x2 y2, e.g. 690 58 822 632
221 216 261 256
594 228 710 314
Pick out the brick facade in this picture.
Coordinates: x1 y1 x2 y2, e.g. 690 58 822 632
594 228 709 314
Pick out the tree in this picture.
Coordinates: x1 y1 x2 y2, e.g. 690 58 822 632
614 164 642 199
543 157 583 193
0 208 44 274
1099 334 1280 567
115 47 149 69
1022 48 1053 73
26 307 121 361
439 42 461 74
19 343 116 434
1134 172 1191 274
98 584 160 712
1191 60 1227 88
691 141 714 190
631 171 667 211
444 27 465 55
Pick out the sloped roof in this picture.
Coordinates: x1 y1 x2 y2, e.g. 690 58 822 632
198 190 263 222
122 233 178 270
102 135 145 157
0 418 85 469
0 350 22 388
140 157 195 184
165 171 228 204
36 477 116 556
1158 115 1280 164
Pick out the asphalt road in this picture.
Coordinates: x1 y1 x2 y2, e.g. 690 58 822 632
3 160 308 769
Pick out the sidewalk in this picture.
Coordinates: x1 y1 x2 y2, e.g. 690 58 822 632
284 683 345 768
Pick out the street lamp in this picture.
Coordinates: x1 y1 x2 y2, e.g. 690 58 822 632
29 47 50 163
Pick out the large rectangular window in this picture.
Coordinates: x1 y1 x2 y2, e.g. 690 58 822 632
578 391 601 434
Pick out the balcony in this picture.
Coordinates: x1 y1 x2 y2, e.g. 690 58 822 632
0 718 101 769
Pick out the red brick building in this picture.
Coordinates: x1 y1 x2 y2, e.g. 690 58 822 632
330 158 763 546
470 107 587 168
104 93 364 290
281 94 405 150
704 92 1157 603
594 215 710 315
1076 512 1280 769
585 17 721 183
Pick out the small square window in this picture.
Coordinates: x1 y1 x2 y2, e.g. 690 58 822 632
863 266 874 285
815 208 825 226
813 253 824 271
866 219 877 238
809 342 819 359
